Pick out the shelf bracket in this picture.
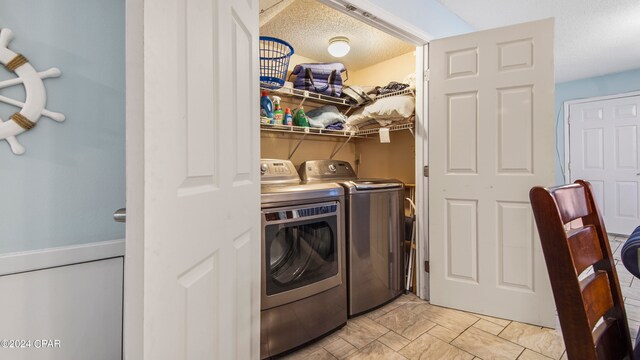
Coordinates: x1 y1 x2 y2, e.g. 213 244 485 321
298 97 306 109
343 106 355 116
287 132 308 160
329 132 353 159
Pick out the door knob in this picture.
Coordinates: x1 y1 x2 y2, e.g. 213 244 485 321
113 208 126 223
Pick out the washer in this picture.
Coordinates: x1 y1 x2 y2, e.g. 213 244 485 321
299 160 405 317
260 159 347 359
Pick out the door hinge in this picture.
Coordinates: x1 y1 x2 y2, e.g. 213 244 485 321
345 3 357 11
423 165 429 177
424 260 430 273
424 69 430 83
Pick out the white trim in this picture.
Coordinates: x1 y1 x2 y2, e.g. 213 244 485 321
0 239 125 276
318 0 433 45
415 44 429 299
563 101 570 183
565 90 640 106
124 0 144 358
563 90 640 183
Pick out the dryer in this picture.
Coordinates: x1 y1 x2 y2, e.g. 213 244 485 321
260 159 347 359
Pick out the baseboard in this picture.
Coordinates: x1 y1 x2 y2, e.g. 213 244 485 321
0 239 125 276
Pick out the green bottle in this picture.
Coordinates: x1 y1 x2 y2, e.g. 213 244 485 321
293 106 310 127
272 96 284 125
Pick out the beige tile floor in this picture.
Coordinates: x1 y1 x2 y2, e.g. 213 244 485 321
279 234 637 360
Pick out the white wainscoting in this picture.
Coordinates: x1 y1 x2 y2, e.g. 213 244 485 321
0 240 125 360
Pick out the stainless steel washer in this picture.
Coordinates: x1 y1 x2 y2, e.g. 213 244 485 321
299 160 404 317
260 159 347 359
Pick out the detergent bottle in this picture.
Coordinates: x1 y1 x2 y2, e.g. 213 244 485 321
260 91 273 123
272 96 284 125
293 106 310 127
284 108 293 126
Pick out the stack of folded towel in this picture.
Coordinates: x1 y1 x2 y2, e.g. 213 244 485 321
305 105 347 130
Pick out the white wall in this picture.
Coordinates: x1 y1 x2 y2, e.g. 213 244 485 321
0 242 124 360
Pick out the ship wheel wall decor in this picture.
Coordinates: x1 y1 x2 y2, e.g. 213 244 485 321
0 28 65 155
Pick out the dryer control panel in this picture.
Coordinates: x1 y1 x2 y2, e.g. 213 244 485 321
260 159 300 184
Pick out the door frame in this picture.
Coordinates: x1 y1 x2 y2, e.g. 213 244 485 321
123 0 144 358
319 0 432 44
564 90 640 182
124 1 434 357
318 0 433 298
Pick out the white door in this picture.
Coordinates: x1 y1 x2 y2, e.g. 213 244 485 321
124 0 261 359
569 95 640 235
429 19 556 326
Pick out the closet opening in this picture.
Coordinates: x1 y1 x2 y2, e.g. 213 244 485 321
258 0 428 291
257 2 429 358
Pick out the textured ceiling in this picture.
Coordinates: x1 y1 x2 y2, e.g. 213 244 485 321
259 0 295 27
259 0 415 72
437 0 640 82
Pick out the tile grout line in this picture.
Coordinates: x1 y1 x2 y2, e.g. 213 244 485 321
475 314 512 328
390 330 411 353
497 325 566 359
468 324 539 356
375 340 406 359
496 324 508 337
447 323 522 360
333 330 378 352
447 317 480 345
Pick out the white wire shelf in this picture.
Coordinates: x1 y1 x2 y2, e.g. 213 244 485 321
261 86 415 113
262 86 351 107
375 88 415 99
356 122 414 136
260 121 414 138
260 123 364 138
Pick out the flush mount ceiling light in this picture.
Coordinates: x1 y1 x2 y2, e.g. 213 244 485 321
328 37 350 58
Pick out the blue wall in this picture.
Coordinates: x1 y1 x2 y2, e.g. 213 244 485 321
0 0 125 253
369 0 474 39
555 68 640 185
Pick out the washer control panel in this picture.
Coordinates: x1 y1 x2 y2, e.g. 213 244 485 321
299 160 357 180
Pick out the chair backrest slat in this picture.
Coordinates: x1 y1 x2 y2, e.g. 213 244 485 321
594 318 629 360
530 180 633 360
567 226 603 275
580 271 614 330
551 184 591 223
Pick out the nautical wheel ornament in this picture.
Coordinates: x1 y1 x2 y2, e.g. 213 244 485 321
0 28 65 155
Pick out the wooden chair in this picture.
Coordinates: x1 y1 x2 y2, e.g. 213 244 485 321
530 180 635 360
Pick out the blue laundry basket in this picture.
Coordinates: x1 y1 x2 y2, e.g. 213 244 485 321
259 36 294 90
